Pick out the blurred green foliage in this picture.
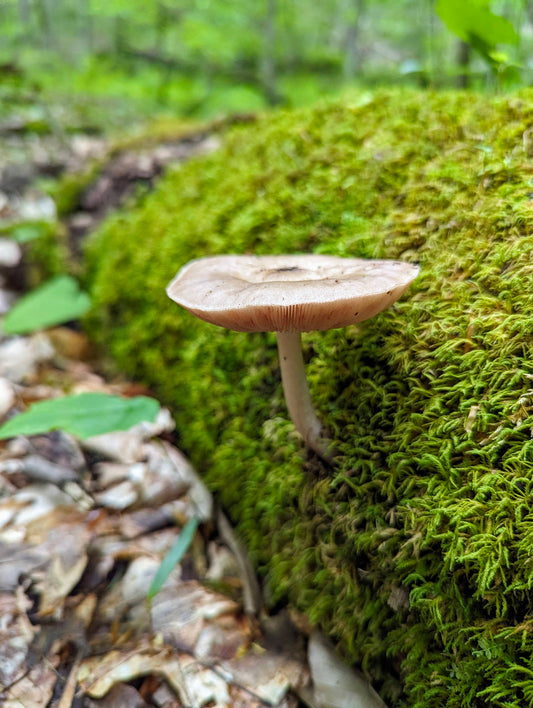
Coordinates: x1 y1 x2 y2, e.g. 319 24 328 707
0 0 530 131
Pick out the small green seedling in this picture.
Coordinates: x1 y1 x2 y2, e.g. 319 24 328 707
147 517 199 601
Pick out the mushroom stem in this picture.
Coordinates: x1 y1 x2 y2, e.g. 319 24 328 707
276 331 331 461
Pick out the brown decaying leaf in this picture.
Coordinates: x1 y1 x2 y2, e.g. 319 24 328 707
0 333 54 383
308 630 387 708
0 589 36 690
85 682 151 708
1 653 59 707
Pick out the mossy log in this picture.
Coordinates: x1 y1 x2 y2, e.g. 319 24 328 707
83 88 533 706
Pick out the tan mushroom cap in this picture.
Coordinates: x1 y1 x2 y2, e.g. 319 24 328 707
166 254 420 333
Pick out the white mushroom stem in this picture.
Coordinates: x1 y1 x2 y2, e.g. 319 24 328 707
276 331 331 461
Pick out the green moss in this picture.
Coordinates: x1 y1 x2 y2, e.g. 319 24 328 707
83 88 533 706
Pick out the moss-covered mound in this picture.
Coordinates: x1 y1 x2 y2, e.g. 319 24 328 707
84 89 533 706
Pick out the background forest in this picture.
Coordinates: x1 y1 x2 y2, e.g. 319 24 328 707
1 0 532 132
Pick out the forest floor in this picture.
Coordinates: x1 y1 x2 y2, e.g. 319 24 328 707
0 108 385 708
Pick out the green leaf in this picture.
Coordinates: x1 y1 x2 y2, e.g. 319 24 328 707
10 223 47 243
147 517 199 601
436 0 519 48
0 392 160 440
3 275 91 335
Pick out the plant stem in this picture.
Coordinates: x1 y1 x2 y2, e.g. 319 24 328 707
276 331 331 461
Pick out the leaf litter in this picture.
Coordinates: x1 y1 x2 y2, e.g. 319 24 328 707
0 137 385 708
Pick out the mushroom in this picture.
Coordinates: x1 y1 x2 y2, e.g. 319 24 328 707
166 254 419 461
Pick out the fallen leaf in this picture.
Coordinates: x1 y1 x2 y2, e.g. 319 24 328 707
177 654 231 707
151 580 240 656
0 334 54 383
220 644 309 706
0 378 15 418
93 479 139 510
0 541 49 592
118 502 185 539
1 654 59 707
78 645 193 705
156 442 212 522
307 630 386 708
0 590 36 690
0 453 80 485
2 275 91 335
84 682 150 708
80 409 174 465
97 556 165 624
25 430 86 471
47 326 93 360
0 483 78 535
0 392 160 440
35 520 91 615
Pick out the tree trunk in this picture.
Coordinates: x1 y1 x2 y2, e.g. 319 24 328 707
35 0 52 48
456 40 471 88
18 0 31 26
260 0 280 105
78 0 93 53
342 0 365 80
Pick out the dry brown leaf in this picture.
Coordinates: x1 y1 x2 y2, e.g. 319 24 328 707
24 431 86 471
308 630 387 708
97 556 164 625
0 334 54 383
81 431 145 465
153 441 213 521
80 409 175 465
138 442 200 508
194 618 251 662
0 483 80 538
34 521 91 615
46 326 93 360
92 461 131 490
1 655 58 707
0 590 36 690
151 580 241 657
93 479 139 509
0 377 15 418
94 527 180 564
175 654 231 706
205 542 241 583
118 501 186 539
85 682 150 708
0 541 49 592
0 454 80 485
78 645 192 705
220 645 309 706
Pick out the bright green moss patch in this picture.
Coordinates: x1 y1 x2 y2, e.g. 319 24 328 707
83 89 533 706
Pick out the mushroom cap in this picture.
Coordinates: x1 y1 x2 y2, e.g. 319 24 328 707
166 254 419 333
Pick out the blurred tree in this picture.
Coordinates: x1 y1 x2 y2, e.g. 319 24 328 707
341 0 367 80
260 0 280 104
